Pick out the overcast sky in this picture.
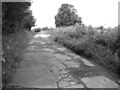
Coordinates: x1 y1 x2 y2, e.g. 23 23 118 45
30 0 119 28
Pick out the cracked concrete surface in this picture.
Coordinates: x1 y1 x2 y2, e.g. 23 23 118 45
81 76 118 88
6 31 119 89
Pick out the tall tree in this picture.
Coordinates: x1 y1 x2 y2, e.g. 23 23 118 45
2 2 35 34
55 3 82 27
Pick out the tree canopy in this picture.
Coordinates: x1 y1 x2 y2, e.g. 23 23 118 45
2 2 35 34
55 3 82 27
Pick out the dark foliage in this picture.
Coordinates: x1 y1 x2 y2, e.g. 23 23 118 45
2 2 35 34
2 2 35 86
55 4 82 27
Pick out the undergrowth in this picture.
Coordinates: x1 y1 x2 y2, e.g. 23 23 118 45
51 25 120 80
2 30 33 86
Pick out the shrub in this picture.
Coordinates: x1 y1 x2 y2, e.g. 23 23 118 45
52 25 120 78
2 30 33 85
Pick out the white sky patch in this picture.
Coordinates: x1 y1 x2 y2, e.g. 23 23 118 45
30 0 119 28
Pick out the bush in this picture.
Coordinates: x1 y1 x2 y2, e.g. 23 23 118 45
2 30 33 86
52 25 120 78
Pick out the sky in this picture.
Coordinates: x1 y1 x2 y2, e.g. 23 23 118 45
30 0 119 28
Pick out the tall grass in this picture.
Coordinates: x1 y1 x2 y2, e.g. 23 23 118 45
51 25 120 80
2 30 33 86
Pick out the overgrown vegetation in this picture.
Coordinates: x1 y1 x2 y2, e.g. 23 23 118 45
51 24 120 80
52 4 120 80
2 1 35 86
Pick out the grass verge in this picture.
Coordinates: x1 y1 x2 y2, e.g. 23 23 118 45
2 30 34 86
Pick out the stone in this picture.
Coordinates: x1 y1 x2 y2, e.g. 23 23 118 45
50 61 66 70
66 53 81 58
58 80 70 88
59 70 69 78
63 75 75 82
54 54 71 60
61 61 79 68
66 53 76 56
63 77 72 82
69 81 77 85
49 65 60 74
57 47 66 51
81 76 118 88
80 58 94 67
65 84 84 88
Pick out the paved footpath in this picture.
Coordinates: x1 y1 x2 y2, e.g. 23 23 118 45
7 31 119 89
